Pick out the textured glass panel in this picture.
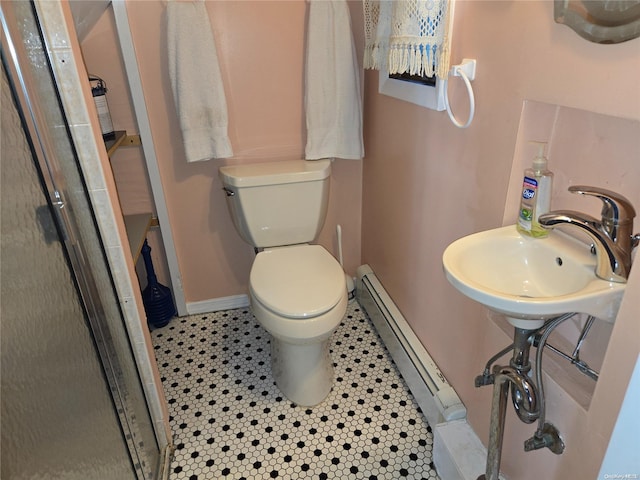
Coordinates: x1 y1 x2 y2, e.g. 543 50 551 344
1 2 160 477
1 1 159 480
1 67 136 479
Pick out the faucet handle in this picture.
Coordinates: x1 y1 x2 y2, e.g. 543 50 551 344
569 185 636 225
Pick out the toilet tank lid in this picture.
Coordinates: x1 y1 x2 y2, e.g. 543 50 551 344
219 159 331 188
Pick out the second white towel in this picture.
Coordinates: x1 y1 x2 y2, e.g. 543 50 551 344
167 1 233 162
305 0 364 160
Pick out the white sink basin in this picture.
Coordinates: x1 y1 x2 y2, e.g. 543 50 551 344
442 225 626 329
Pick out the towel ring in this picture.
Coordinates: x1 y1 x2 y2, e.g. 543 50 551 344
443 59 476 129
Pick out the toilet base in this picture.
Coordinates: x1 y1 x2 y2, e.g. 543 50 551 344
270 337 334 407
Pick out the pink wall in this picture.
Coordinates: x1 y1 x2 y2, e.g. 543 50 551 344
81 1 362 305
360 1 639 479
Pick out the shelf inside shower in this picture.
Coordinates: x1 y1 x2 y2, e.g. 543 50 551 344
104 130 153 263
124 213 156 264
105 130 141 158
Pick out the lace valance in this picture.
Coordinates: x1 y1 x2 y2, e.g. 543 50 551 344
364 0 451 79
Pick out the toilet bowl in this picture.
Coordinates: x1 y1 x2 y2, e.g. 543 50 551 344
250 244 347 406
219 159 348 406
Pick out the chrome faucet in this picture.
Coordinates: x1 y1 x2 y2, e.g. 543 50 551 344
538 186 639 283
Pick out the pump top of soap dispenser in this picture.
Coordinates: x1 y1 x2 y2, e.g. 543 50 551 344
530 141 548 173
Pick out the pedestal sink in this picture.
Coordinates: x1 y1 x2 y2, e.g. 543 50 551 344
442 225 626 328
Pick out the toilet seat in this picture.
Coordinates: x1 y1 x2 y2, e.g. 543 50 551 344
250 244 345 319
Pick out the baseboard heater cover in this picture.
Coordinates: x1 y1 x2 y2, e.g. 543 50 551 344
356 264 466 427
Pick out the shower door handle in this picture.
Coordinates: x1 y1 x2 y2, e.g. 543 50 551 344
36 191 69 244
36 204 61 244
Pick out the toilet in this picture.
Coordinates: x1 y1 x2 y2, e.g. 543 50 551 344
219 159 347 406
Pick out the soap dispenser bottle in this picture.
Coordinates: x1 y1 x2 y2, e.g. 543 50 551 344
517 142 553 238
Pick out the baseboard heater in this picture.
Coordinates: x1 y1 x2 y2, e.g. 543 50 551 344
356 265 466 427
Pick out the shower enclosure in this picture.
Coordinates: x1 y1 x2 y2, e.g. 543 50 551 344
1 1 162 478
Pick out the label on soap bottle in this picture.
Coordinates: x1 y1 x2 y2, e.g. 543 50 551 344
518 176 538 231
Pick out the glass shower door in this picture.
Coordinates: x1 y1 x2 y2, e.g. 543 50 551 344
1 63 140 480
1 1 161 478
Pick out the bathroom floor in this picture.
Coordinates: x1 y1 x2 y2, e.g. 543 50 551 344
151 301 440 480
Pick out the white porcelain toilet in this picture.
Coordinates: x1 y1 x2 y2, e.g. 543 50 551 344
219 159 347 406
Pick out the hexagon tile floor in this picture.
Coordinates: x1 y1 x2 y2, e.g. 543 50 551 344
151 301 440 480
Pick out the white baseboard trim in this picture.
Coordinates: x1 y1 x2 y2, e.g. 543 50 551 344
186 294 250 315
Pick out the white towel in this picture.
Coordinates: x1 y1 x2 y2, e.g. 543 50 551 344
167 1 233 162
305 0 364 160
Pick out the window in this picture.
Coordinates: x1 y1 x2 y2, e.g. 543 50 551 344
378 69 446 111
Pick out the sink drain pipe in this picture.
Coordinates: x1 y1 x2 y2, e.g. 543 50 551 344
476 312 577 480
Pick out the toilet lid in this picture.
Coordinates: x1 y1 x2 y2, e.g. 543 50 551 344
250 245 346 319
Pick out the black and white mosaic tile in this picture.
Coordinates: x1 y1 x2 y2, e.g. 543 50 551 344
152 301 439 480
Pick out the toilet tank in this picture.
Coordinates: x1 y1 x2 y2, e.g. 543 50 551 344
219 159 331 248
